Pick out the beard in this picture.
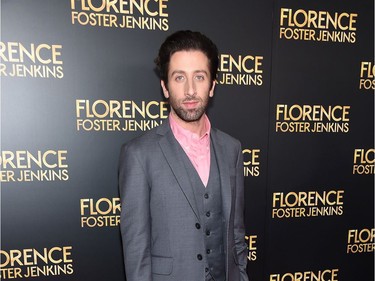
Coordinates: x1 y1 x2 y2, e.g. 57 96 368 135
169 94 209 122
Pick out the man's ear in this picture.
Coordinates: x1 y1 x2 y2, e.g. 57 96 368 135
161 80 169 98
209 81 216 97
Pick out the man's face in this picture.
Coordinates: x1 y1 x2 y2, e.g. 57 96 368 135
161 50 215 123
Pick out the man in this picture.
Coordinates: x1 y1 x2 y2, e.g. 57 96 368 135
119 30 249 281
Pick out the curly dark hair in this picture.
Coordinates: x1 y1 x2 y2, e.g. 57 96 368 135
155 30 219 84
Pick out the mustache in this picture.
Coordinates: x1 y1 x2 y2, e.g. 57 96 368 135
183 96 201 102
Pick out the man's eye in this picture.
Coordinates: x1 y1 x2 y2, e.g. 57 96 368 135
195 75 204 81
175 76 185 81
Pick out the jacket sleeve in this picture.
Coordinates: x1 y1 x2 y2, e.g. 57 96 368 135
234 143 249 281
119 143 152 281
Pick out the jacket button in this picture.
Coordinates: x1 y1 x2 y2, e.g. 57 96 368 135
195 223 201 229
204 193 209 199
197 254 203 260
206 249 211 254
206 230 210 236
206 211 210 217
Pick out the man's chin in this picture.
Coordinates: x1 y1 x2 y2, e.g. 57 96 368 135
175 109 205 123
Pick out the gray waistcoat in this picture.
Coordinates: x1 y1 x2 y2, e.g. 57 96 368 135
180 142 226 281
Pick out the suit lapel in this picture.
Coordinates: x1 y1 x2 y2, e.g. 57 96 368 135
157 120 200 221
211 128 232 225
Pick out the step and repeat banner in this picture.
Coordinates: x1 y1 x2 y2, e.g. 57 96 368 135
1 0 373 280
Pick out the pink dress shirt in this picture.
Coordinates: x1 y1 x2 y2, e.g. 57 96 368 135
169 113 211 187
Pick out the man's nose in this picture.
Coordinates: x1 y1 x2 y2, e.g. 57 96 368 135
185 78 196 96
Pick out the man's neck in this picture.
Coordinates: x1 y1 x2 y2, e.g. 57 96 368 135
170 111 207 137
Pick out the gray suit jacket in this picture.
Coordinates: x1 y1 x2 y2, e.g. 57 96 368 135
119 119 249 281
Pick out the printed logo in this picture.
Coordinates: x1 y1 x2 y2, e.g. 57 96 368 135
0 150 69 182
0 42 63 78
217 53 263 86
279 8 357 43
0 246 74 278
359 62 375 91
272 190 344 219
80 198 121 228
245 234 257 261
347 228 375 254
71 0 169 31
243 148 260 177
76 99 168 132
353 148 374 175
270 268 339 281
275 104 350 133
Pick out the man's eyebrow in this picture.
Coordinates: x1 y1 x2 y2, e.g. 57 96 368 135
170 70 186 76
170 70 208 75
194 70 209 75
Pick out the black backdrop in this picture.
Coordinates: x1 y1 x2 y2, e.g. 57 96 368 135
1 0 374 280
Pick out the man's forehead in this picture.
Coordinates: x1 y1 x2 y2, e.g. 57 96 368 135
169 50 210 69
170 50 208 60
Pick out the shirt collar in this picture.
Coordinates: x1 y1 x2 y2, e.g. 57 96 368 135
169 113 211 144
